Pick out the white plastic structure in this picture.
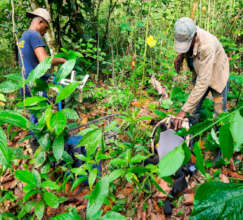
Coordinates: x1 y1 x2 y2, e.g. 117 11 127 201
49 71 89 91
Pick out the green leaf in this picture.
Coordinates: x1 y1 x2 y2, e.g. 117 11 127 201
107 169 125 183
41 181 59 190
17 96 47 107
150 174 166 194
0 128 10 166
5 73 22 81
131 154 149 164
193 142 206 175
38 133 51 151
77 128 102 156
161 98 173 109
190 182 243 220
0 110 31 129
219 124 234 159
62 108 79 120
52 135 64 161
15 170 37 187
43 192 59 208
182 143 191 165
230 110 243 151
50 111 66 135
35 201 45 220
0 80 21 93
23 190 38 202
55 59 76 82
86 176 109 219
35 152 46 167
88 168 97 190
27 57 52 83
71 176 87 191
158 144 185 177
0 93 6 102
154 110 167 118
50 208 82 220
56 81 79 103
32 169 41 187
102 211 127 220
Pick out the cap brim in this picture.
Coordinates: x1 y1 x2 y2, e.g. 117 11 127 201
26 12 49 25
174 39 192 54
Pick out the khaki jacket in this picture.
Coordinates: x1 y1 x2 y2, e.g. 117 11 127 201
182 27 229 113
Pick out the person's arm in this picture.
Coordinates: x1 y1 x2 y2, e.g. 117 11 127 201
34 47 66 65
174 46 215 130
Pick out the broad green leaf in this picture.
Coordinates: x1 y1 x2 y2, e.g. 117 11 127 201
55 59 76 82
219 124 234 159
125 172 138 183
211 128 219 145
158 145 185 177
50 111 66 135
32 169 41 187
41 181 59 190
23 190 38 202
62 108 79 120
71 176 87 191
154 110 167 118
27 57 52 83
43 192 59 208
107 169 125 183
38 133 51 151
102 211 127 220
86 176 109 219
56 81 79 103
50 208 82 220
44 107 53 132
5 73 22 81
182 143 191 165
35 201 45 220
0 93 6 102
109 158 127 167
230 110 243 151
0 127 10 166
88 168 97 190
35 152 46 167
161 98 173 109
131 154 149 164
193 142 206 175
52 135 64 161
17 96 47 107
0 80 21 93
0 110 31 129
190 182 243 220
77 128 102 156
15 170 37 187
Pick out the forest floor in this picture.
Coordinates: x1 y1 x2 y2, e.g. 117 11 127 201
0 85 242 220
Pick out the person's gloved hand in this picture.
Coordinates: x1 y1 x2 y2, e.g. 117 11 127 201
173 110 186 131
174 54 184 73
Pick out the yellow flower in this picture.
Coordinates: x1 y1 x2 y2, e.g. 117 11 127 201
146 35 157 48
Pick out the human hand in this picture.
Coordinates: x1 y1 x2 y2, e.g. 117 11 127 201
173 110 186 131
174 54 184 73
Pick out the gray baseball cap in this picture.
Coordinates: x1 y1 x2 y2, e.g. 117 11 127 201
174 17 196 53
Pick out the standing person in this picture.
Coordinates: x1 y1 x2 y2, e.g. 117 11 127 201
18 8 66 123
18 8 66 97
173 17 229 130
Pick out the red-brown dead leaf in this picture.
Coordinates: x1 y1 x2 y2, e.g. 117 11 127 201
219 173 230 183
153 178 171 199
183 193 194 205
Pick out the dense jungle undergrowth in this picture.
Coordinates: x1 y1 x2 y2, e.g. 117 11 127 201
0 0 242 219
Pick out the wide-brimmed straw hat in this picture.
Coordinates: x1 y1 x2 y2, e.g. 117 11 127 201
174 17 196 53
27 8 51 25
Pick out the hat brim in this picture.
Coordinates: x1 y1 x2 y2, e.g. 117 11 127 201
26 12 49 25
174 39 192 54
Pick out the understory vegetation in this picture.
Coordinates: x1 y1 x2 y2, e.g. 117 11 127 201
0 0 242 219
